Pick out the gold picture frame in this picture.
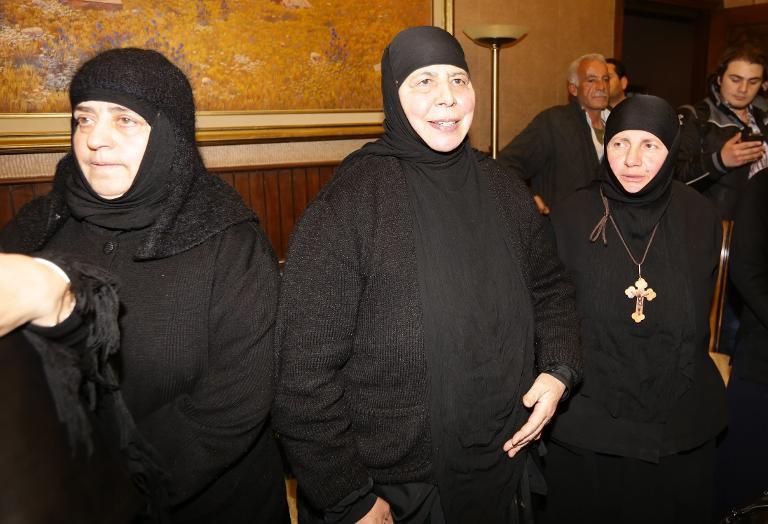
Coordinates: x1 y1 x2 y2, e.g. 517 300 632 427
0 0 451 154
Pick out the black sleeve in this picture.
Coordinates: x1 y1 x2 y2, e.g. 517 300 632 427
272 199 372 511
22 255 122 456
676 106 730 186
25 253 121 374
540 364 578 401
524 196 583 383
497 113 550 185
323 479 377 524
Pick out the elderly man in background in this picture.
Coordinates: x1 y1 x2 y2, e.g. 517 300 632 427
498 53 610 214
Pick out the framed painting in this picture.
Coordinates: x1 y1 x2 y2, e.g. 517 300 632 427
0 0 452 153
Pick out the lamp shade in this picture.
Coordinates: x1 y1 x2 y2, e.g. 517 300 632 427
463 24 528 47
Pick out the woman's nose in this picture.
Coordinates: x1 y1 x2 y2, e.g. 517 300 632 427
86 119 114 150
435 81 457 107
625 145 642 166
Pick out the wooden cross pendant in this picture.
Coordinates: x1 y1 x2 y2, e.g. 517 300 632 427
624 276 657 323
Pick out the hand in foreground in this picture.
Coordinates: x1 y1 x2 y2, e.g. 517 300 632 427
721 132 764 168
533 195 550 215
357 497 393 524
503 373 566 458
0 254 75 336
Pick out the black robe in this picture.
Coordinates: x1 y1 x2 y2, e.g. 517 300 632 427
549 181 726 460
0 160 289 524
273 153 582 517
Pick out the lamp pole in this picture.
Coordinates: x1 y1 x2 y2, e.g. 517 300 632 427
491 42 501 158
463 25 528 159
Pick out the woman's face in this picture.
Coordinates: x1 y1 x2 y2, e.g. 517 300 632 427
398 64 475 152
606 129 669 193
73 100 151 199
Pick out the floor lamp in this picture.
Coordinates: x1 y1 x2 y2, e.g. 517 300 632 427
463 25 528 159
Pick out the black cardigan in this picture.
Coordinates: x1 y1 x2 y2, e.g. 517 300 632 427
0 162 288 523
273 152 581 510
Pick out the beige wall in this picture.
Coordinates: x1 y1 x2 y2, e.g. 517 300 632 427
723 0 768 7
455 0 615 152
1 0 616 176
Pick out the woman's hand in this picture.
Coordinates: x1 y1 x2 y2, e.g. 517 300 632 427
0 254 75 336
503 373 566 457
357 497 393 524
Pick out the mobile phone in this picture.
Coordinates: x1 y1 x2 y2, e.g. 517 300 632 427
741 127 765 143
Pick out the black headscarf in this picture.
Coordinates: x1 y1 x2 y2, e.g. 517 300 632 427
592 94 681 251
602 94 680 205
346 25 474 176
64 49 192 231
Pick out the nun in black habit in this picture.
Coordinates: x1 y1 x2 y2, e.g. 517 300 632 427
543 95 727 524
273 26 581 523
0 48 289 523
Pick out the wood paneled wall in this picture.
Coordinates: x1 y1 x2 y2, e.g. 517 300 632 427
215 165 337 260
0 180 53 231
0 163 339 261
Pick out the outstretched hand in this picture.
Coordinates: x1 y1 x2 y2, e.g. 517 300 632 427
503 373 566 458
0 254 74 336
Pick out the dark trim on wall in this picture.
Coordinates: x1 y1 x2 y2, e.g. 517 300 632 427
614 0 625 58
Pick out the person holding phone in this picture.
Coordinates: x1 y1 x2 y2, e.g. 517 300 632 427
677 41 768 220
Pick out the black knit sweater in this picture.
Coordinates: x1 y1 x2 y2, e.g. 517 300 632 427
273 153 581 510
1 161 288 523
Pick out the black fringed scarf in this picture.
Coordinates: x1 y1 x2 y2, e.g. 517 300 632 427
21 255 171 522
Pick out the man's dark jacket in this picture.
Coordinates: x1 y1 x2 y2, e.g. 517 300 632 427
730 171 768 384
677 87 768 220
497 99 601 208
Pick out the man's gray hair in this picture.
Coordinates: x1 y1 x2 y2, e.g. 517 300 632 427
567 53 607 85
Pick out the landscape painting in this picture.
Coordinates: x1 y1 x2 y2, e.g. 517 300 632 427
0 0 433 113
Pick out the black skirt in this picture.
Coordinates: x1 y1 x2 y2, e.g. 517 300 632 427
538 438 716 524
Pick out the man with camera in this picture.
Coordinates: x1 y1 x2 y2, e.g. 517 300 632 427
677 41 768 219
